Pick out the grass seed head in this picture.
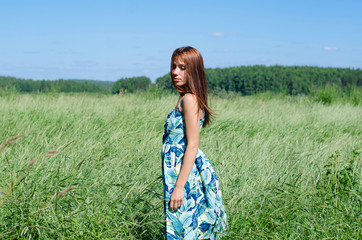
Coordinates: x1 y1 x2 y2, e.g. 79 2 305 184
56 185 75 198
9 134 27 141
45 150 59 157
0 134 26 153
27 159 37 170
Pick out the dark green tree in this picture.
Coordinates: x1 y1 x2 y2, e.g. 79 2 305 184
112 76 151 94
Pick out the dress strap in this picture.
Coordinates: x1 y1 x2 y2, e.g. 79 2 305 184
177 95 185 108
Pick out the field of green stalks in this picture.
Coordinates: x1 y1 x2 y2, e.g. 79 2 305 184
0 92 361 239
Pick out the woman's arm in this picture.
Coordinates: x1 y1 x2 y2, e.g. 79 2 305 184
169 93 201 211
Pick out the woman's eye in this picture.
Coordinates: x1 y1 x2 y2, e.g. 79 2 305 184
180 66 186 70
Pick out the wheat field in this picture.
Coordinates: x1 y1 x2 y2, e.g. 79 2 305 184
0 92 361 239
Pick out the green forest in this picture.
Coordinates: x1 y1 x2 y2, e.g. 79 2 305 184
156 65 362 95
111 76 151 94
1 65 361 96
0 77 112 93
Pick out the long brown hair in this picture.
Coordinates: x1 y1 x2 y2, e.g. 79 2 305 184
170 46 213 126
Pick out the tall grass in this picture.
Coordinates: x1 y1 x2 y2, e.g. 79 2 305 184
309 84 362 106
0 92 361 239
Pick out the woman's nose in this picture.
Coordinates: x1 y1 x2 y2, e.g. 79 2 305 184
172 68 179 75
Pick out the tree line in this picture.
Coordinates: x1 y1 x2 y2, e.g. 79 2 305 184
111 76 151 94
0 76 110 93
1 65 361 95
156 65 362 95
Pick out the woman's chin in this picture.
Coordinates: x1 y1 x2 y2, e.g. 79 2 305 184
174 82 186 87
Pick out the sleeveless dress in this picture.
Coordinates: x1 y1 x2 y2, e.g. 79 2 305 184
161 96 227 240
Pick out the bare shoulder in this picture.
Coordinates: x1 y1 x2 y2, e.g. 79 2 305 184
181 93 199 115
182 93 197 106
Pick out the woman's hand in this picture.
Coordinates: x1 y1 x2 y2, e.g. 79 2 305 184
169 186 184 211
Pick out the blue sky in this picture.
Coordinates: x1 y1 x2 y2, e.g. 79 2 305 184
1 0 361 82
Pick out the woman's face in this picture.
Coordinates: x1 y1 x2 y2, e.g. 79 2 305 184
171 59 187 87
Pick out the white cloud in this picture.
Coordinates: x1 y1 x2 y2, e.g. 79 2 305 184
323 46 338 51
211 32 225 37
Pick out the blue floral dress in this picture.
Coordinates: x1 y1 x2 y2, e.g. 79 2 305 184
161 96 227 239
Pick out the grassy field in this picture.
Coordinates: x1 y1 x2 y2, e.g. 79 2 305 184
0 92 361 239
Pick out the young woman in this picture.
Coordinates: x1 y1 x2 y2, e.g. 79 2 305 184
161 46 227 239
